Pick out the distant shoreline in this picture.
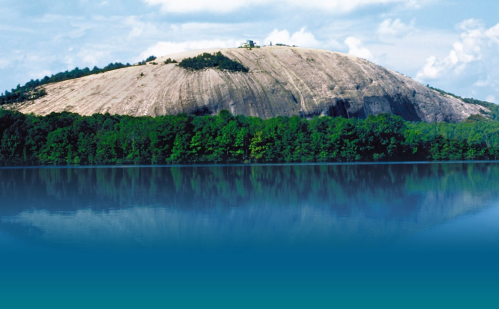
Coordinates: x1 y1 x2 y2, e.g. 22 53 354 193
2 160 499 170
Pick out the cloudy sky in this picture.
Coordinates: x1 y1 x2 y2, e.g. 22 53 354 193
1 0 499 103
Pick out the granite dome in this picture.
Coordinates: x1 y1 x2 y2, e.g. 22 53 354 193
10 46 486 122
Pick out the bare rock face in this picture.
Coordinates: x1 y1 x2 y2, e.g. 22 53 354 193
11 47 486 122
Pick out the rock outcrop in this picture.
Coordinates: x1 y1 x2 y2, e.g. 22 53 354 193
9 47 486 122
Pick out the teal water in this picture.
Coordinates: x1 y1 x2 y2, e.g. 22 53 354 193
1 163 498 308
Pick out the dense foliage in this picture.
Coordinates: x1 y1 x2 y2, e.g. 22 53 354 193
0 56 156 105
0 109 498 166
179 52 249 72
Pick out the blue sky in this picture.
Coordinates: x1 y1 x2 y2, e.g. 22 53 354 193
1 0 499 103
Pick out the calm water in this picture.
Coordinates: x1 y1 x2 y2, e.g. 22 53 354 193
1 163 498 308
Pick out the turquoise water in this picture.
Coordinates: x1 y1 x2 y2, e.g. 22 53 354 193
1 163 498 308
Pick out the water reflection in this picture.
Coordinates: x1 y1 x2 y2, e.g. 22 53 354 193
403 201 499 251
1 163 498 250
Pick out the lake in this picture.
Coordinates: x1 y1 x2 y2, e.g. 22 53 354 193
1 163 498 308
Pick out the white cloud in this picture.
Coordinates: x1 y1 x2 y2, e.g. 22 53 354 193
415 19 499 101
369 29 458 77
416 19 493 80
144 0 418 13
138 39 239 60
78 48 109 66
345 37 374 60
378 18 414 37
418 56 441 79
486 95 496 103
125 16 161 40
485 23 499 45
402 0 434 9
264 27 320 47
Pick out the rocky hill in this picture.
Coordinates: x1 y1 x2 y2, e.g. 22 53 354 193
7 47 487 122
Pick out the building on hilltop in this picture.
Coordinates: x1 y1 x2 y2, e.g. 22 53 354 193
239 40 259 48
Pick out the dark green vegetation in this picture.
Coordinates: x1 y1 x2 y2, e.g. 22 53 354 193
164 58 177 64
138 55 157 66
0 56 156 105
178 52 249 72
0 109 498 166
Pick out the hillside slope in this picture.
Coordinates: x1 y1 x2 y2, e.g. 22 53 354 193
7 47 486 122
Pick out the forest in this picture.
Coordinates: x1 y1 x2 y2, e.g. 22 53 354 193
179 52 249 72
0 109 498 166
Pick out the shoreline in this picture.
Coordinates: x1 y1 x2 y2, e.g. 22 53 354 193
2 160 499 170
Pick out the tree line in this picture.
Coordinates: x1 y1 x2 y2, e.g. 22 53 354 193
0 109 498 166
0 56 156 105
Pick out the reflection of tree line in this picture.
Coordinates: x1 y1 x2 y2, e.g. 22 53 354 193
0 164 498 220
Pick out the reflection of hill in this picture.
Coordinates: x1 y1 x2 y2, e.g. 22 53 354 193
0 206 466 249
1 163 498 248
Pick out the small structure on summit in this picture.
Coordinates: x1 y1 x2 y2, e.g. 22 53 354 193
240 40 254 48
239 40 260 48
